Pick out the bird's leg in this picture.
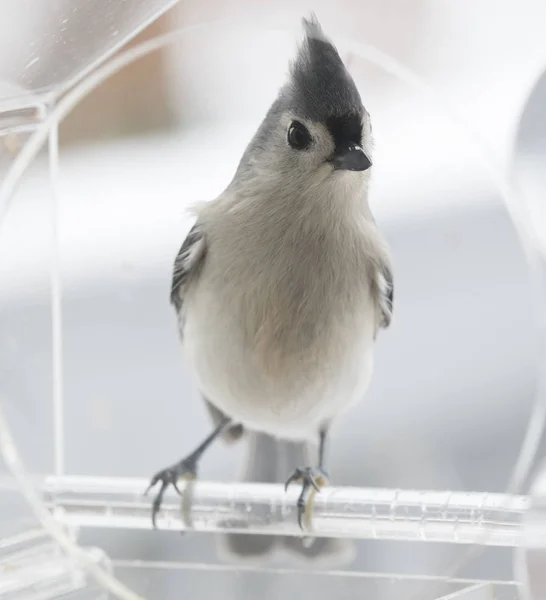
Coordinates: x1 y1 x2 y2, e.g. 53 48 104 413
145 416 231 527
285 428 330 530
318 427 327 471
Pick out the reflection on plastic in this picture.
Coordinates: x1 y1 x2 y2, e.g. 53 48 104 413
519 460 546 600
0 0 181 104
112 561 515 600
0 528 110 599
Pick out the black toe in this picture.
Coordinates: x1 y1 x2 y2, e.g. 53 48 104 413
145 457 198 528
284 467 329 530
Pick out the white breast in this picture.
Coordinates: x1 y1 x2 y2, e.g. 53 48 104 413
181 191 384 440
182 278 377 441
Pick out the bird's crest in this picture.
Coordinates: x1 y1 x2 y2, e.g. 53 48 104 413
288 15 363 121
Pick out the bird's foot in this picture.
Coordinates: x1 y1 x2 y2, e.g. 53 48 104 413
144 455 198 528
285 466 330 530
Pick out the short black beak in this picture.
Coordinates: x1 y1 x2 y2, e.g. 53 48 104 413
331 144 372 172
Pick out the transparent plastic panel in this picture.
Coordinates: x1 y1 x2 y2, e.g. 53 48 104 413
0 156 110 596
0 113 54 539
111 564 516 600
512 63 546 367
0 5 545 600
512 77 546 258
0 0 180 109
0 529 111 599
512 64 546 600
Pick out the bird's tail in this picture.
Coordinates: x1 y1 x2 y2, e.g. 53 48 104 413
216 431 355 566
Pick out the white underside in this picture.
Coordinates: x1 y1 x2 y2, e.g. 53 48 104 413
182 298 376 441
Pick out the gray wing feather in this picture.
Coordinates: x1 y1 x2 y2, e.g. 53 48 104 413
170 223 207 320
172 226 245 443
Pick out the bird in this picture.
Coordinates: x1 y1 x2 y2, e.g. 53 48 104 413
145 14 394 564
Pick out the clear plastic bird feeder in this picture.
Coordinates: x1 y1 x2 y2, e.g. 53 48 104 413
1 2 546 599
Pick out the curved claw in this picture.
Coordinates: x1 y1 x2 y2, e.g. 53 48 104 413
172 480 183 496
308 477 321 492
284 469 302 492
150 481 168 529
296 490 307 529
143 476 159 497
284 466 330 531
144 459 197 528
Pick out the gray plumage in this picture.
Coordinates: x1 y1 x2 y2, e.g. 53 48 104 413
165 14 393 563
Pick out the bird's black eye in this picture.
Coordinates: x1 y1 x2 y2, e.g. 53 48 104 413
287 121 312 150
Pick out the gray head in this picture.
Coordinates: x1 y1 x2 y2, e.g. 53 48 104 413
232 16 372 198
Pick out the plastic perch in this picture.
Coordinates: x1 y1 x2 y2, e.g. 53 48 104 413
42 475 531 547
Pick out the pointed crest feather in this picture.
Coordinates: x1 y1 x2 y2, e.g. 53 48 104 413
288 14 363 121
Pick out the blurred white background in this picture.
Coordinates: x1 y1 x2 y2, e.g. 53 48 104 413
0 1 546 598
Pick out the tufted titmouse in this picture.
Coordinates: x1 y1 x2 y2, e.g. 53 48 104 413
146 15 393 564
